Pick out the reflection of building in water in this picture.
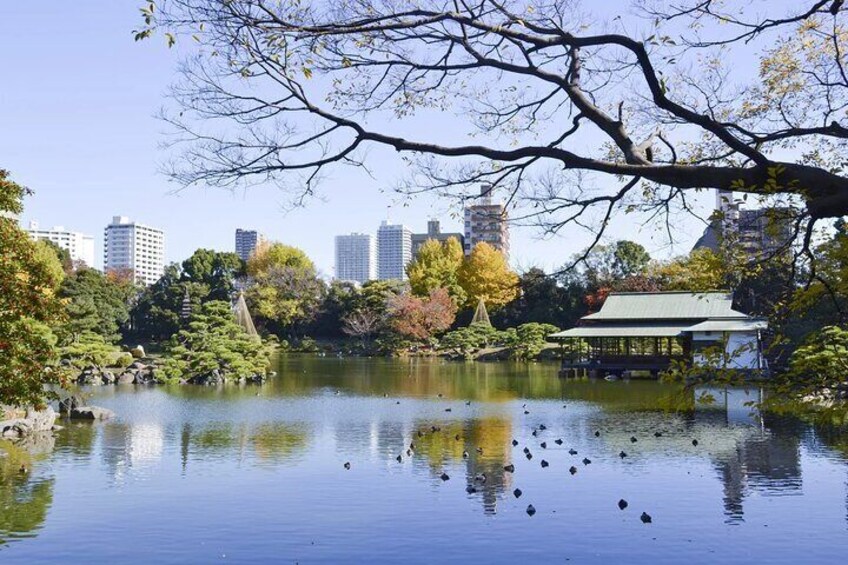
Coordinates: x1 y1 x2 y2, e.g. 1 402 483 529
100 423 164 480
712 414 803 524
583 387 803 525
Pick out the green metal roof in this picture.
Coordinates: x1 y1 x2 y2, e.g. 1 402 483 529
549 324 693 339
583 291 748 321
684 319 767 332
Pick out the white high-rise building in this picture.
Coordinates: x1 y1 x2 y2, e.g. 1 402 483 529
377 221 412 281
235 229 265 262
26 221 96 267
335 233 377 283
104 216 165 285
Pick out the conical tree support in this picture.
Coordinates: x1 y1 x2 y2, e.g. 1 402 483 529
471 298 491 326
233 292 259 337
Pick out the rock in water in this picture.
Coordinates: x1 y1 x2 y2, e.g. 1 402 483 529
620 451 627 459
525 452 533 460
343 462 351 470
59 396 83 416
555 439 563 445
594 431 600 437
630 436 638 443
569 466 577 475
692 439 699 446
466 485 477 494
440 473 450 481
462 451 469 459
654 432 663 438
504 464 515 473
69 406 115 421
540 442 547 449
513 488 522 498
641 512 652 523
568 449 577 455
540 460 549 468
526 504 536 516
539 424 547 430
512 439 519 446
618 499 628 510
582 458 592 465
396 454 403 463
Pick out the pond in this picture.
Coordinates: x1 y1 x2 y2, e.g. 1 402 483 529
2 355 847 563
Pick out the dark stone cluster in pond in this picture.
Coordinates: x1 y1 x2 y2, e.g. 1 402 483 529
73 361 163 386
71 361 267 386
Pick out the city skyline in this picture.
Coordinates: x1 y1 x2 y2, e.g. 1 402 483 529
0 2 712 281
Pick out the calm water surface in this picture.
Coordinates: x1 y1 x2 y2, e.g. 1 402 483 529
2 355 848 563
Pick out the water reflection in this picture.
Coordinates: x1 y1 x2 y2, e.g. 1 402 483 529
0 440 54 547
1 356 847 563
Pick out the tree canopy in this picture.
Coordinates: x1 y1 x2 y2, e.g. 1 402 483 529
406 237 466 305
245 242 325 335
457 243 519 309
143 0 848 269
0 170 66 407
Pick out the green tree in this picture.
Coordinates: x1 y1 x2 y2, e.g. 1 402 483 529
181 248 244 301
582 240 651 288
406 237 466 305
131 249 245 340
457 243 519 310
245 242 325 335
788 326 848 394
0 169 66 407
505 323 560 361
650 248 733 292
161 301 270 383
495 267 587 329
56 267 134 344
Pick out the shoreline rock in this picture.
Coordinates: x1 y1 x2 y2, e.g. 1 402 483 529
1 406 57 439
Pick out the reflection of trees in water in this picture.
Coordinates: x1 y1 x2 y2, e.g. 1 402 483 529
0 441 55 547
272 355 569 401
381 417 513 514
177 422 311 472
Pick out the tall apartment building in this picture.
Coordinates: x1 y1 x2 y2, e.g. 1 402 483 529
694 190 793 261
235 229 265 262
410 220 465 258
464 185 510 259
334 233 377 283
377 221 412 280
104 216 165 286
26 221 95 267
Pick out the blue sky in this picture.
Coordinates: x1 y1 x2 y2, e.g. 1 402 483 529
0 1 715 275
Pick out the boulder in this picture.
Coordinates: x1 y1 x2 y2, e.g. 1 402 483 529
101 371 116 384
129 361 147 371
69 406 115 421
117 372 136 385
59 395 84 415
129 345 146 359
0 406 57 438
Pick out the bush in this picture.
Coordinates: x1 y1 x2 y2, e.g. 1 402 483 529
788 326 848 394
112 352 134 368
506 323 560 361
59 332 121 369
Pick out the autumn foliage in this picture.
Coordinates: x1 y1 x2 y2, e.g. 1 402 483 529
388 288 457 341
